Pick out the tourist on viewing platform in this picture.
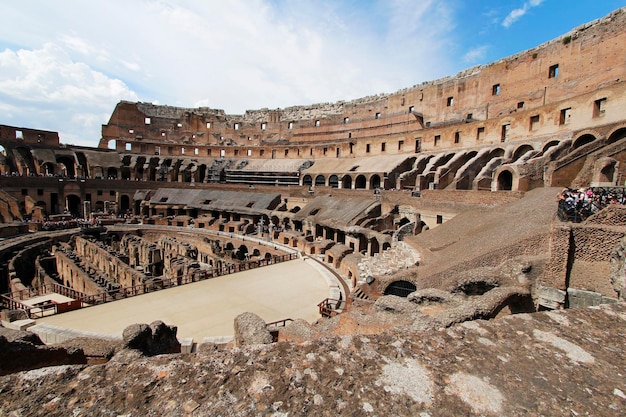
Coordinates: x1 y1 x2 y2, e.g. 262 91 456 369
557 186 626 222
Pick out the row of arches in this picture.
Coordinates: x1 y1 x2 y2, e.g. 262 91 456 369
302 173 382 190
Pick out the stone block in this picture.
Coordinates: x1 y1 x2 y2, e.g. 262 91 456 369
1 319 36 331
537 285 566 309
178 337 194 354
567 288 602 309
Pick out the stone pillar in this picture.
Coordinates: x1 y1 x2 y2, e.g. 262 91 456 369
83 201 91 220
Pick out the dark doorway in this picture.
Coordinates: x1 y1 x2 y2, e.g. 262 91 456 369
384 280 417 297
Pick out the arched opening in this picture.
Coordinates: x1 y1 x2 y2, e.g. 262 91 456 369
513 144 534 161
42 162 55 176
107 139 116 150
497 170 513 191
370 174 381 190
107 167 118 179
121 167 131 180
608 128 626 144
302 175 312 186
329 174 339 188
66 194 81 217
600 163 616 183
542 140 560 153
120 195 130 213
341 175 352 189
315 175 326 186
369 238 380 256
236 245 248 261
56 156 76 177
355 175 367 189
572 134 596 149
75 152 89 178
384 280 417 297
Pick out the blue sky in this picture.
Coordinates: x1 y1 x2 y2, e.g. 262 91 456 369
0 0 624 147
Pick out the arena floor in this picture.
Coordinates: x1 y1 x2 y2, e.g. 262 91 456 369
36 258 330 341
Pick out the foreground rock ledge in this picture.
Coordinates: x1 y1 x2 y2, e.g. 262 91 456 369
1 303 625 416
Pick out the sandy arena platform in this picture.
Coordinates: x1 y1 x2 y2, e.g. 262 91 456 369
36 258 330 341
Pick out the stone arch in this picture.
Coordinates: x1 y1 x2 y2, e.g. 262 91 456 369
107 167 118 179
41 162 55 176
600 163 616 184
315 174 326 186
120 195 130 213
512 144 535 161
571 131 599 149
56 155 76 177
607 126 626 144
121 166 131 180
370 174 381 190
235 245 248 261
271 215 279 227
384 280 417 297
488 147 506 158
542 140 560 153
369 238 380 256
329 174 339 188
302 174 312 186
355 175 367 189
496 169 514 191
66 194 81 217
14 147 37 175
341 175 352 189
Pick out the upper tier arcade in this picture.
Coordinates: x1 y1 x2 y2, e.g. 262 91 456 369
101 8 626 162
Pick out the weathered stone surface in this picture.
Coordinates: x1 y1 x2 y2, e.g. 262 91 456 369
374 294 416 313
1 303 625 416
0 325 44 345
0 335 86 376
233 312 272 346
280 318 321 343
122 321 180 356
408 288 455 305
1 309 28 322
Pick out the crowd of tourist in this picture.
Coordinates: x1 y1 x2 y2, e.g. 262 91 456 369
556 186 626 222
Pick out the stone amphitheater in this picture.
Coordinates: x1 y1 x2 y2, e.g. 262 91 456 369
1 7 626 416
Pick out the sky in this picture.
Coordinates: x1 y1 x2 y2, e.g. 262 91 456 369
0 0 624 147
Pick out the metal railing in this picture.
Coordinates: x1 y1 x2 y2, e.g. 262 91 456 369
317 298 343 318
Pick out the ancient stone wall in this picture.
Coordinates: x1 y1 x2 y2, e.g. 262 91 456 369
118 234 163 276
53 245 106 295
73 236 145 288
99 9 626 161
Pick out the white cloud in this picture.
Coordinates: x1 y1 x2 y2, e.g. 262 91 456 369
0 43 138 146
502 0 545 28
463 45 489 63
0 0 463 146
